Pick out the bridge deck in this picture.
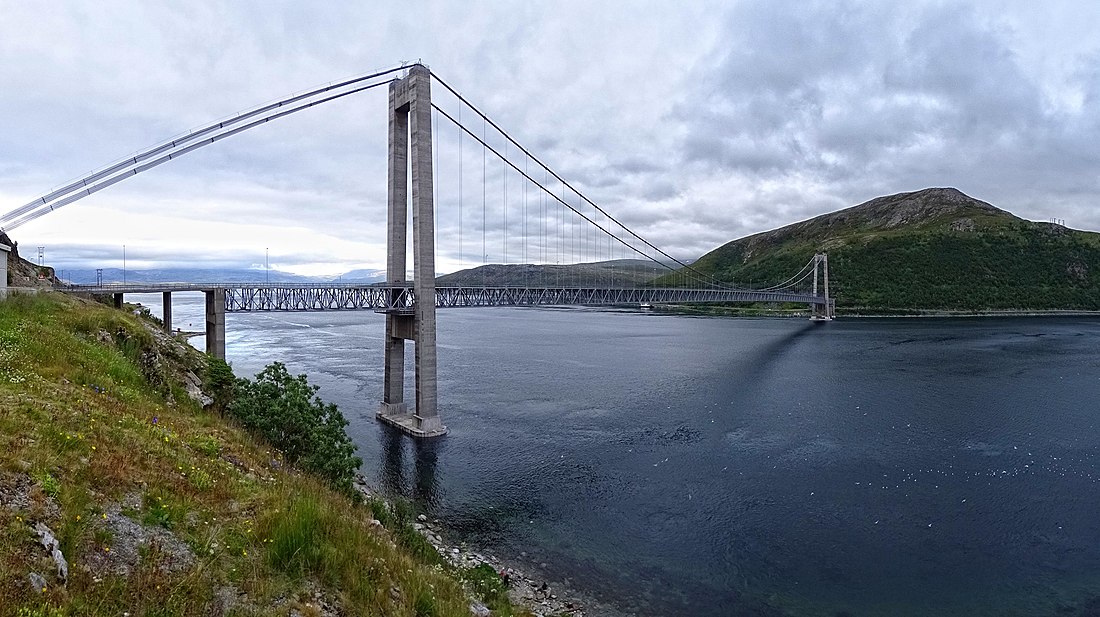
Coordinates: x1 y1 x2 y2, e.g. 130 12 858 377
58 283 829 312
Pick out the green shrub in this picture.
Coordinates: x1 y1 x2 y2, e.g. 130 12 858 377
32 470 61 500
227 362 361 495
462 563 511 610
205 358 236 413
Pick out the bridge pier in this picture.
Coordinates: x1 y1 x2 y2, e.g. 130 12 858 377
0 242 9 297
204 288 225 360
162 291 173 332
377 65 446 438
113 293 123 309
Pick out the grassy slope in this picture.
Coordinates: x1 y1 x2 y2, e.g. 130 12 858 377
0 293 523 617
679 188 1100 312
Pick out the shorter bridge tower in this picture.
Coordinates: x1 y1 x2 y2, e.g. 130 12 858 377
810 253 834 321
378 65 447 438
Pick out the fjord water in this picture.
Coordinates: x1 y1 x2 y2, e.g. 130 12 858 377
137 295 1100 616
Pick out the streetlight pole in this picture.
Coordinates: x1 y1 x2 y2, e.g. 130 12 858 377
123 245 126 285
266 247 269 284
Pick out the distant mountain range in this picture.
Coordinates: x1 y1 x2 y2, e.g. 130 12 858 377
54 260 677 288
56 268 388 285
436 259 670 287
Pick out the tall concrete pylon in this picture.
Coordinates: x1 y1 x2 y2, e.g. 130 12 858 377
377 65 447 438
810 253 833 321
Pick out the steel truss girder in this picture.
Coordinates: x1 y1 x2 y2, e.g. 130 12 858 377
58 283 831 312
221 285 827 312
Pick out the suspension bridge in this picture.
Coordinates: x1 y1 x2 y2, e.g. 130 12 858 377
0 63 833 438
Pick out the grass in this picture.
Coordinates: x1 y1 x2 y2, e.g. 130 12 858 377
0 292 529 617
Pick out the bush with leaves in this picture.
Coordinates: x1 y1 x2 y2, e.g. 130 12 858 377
228 362 361 495
205 357 236 413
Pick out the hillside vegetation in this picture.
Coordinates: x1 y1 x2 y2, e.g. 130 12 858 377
0 293 525 617
683 188 1100 312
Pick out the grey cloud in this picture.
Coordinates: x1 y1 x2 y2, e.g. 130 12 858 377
5 1 1100 273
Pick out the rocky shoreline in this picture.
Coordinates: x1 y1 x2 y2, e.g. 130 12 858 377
354 476 630 617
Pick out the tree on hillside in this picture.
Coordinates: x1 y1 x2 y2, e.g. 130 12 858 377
228 362 361 495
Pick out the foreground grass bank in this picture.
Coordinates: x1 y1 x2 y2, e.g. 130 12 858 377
0 292 525 617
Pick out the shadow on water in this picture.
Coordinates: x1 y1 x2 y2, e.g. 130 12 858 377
738 322 822 380
378 427 441 507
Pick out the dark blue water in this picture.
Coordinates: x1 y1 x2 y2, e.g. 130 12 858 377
131 294 1100 616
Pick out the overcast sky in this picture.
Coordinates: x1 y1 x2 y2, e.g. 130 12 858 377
2 1 1099 276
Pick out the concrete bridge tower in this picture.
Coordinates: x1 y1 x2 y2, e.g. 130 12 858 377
810 253 834 321
377 65 446 437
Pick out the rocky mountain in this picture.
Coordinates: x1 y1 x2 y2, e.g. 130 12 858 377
683 188 1100 312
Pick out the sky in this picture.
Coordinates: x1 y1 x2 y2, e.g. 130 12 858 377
2 1 1099 276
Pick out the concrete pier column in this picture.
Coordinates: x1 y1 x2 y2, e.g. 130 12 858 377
377 64 445 438
113 293 123 309
408 65 441 434
381 72 411 418
204 288 226 360
0 243 10 297
162 291 173 332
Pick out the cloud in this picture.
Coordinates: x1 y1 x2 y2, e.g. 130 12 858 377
2 1 1100 273
674 0 1100 236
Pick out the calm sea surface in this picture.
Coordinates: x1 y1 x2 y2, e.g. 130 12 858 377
133 294 1100 616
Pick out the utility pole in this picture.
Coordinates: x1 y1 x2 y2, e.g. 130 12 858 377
123 245 127 285
266 247 269 284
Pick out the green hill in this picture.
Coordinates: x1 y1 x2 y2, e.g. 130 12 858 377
684 188 1100 312
0 293 529 617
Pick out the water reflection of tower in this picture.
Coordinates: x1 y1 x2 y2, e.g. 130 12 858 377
379 428 441 508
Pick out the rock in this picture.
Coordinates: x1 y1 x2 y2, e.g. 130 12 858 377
208 586 240 617
368 519 383 528
33 522 68 580
469 602 491 617
950 218 976 232
389 586 402 602
0 473 34 513
182 371 213 407
1067 261 1089 281
84 505 194 576
27 572 47 593
416 514 427 522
